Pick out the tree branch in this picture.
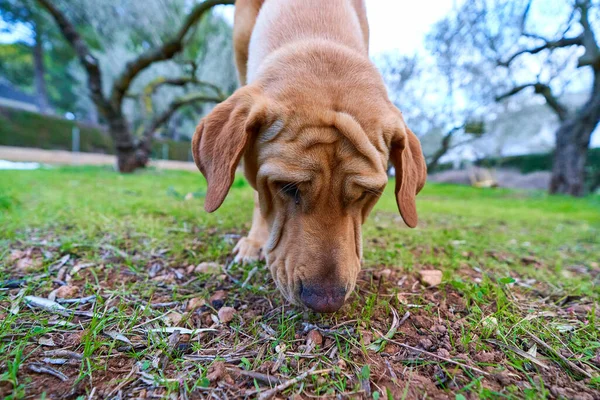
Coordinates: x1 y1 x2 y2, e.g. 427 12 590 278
427 124 465 172
141 92 224 142
498 34 584 67
496 82 569 121
109 0 234 111
35 0 111 116
576 0 600 68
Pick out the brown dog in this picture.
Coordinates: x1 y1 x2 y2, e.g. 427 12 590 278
192 0 427 313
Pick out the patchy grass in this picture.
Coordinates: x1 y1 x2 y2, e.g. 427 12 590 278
0 165 599 399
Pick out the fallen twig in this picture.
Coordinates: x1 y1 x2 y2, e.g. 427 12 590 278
57 295 97 305
28 362 68 381
227 367 282 385
388 339 491 376
525 330 592 378
24 295 95 318
253 367 332 400
105 364 138 398
145 327 217 336
241 266 258 288
43 350 83 359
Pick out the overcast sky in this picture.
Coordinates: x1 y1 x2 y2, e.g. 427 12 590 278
365 0 458 56
217 0 458 56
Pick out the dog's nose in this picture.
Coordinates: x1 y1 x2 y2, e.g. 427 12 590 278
300 283 347 313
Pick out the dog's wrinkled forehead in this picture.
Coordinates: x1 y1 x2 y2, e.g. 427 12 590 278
256 111 388 175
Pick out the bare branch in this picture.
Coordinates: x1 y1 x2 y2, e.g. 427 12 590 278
110 0 235 110
576 0 600 68
427 124 465 172
498 34 584 67
35 0 111 115
519 0 533 33
141 92 224 141
496 82 569 121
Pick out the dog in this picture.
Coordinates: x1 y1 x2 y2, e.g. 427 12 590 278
192 0 426 313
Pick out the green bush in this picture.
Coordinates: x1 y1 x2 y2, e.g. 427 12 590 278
476 148 600 174
0 106 191 161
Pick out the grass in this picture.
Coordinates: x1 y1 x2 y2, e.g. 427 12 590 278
0 165 599 399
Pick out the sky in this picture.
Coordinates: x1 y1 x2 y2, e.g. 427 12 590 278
365 0 458 56
217 0 459 56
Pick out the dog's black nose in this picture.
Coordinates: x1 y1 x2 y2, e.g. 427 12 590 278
300 283 347 313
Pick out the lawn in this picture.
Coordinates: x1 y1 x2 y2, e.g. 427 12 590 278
1 166 599 399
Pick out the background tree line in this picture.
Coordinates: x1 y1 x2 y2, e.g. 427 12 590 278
0 0 598 195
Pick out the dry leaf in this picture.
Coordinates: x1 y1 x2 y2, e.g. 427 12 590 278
207 361 226 381
418 270 443 287
186 298 206 311
38 336 56 347
218 307 236 323
306 330 323 346
165 312 183 326
209 290 227 304
376 268 392 279
193 262 222 274
52 285 79 299
16 257 43 272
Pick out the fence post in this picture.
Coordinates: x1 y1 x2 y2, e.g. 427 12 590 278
72 126 80 153
162 143 169 160
71 125 80 165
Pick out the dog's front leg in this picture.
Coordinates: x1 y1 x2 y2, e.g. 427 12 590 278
233 191 269 264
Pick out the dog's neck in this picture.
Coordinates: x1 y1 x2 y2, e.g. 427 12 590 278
247 0 368 84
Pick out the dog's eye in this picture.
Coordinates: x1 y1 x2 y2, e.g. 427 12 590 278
280 183 301 205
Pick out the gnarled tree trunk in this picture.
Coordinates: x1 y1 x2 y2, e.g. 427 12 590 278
550 72 600 196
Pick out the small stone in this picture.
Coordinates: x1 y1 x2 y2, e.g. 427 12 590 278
306 330 323 347
418 270 443 287
218 306 236 323
480 316 498 337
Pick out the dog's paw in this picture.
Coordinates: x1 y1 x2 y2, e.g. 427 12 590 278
232 237 265 264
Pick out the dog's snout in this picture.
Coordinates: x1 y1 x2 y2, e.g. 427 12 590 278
300 282 347 313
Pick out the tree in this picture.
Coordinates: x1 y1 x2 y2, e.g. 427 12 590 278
430 0 600 196
0 0 52 113
378 52 488 173
36 0 234 172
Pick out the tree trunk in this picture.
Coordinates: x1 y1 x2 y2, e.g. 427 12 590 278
33 23 51 114
549 71 600 196
107 113 150 173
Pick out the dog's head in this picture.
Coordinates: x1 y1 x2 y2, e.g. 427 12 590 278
192 50 426 312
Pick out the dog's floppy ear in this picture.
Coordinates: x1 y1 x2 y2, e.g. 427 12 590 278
192 85 272 212
389 123 427 228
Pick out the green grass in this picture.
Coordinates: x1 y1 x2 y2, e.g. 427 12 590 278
0 165 599 399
